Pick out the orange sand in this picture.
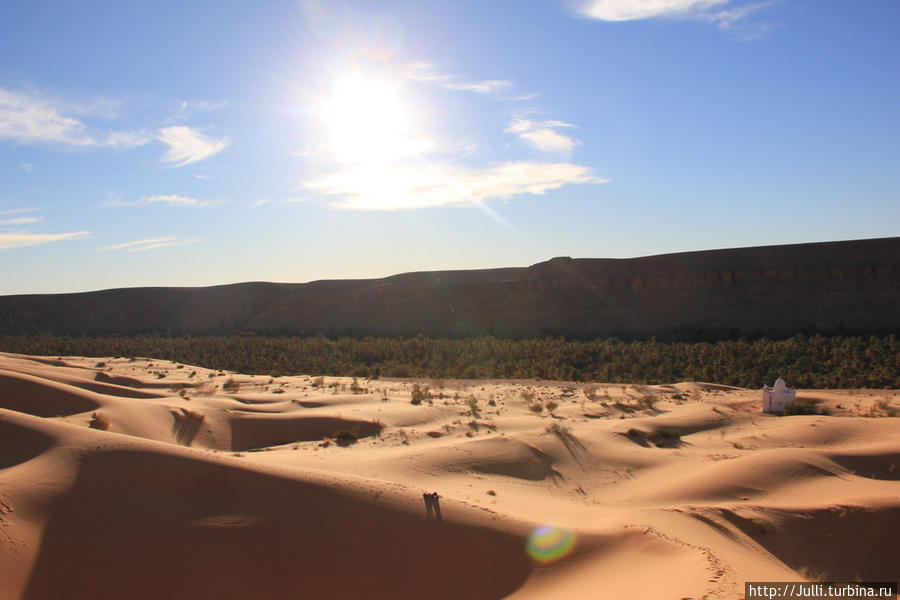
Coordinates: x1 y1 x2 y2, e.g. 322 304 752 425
0 352 897 599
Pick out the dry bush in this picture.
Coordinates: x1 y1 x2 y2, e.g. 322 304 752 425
637 394 658 411
529 402 544 414
646 426 681 447
582 383 598 400
89 412 110 430
545 421 572 436
410 383 430 405
172 408 205 446
466 396 480 418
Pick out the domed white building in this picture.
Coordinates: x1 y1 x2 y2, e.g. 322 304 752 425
762 377 796 414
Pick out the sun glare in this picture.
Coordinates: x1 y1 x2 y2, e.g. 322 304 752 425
320 74 429 165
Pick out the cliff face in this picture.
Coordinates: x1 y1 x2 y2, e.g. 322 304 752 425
1 237 898 339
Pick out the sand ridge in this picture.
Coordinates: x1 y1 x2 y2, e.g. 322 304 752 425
0 352 897 599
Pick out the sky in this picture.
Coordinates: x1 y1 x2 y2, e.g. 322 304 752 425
1 0 898 294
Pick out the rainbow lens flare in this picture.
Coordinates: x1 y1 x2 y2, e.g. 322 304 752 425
526 525 576 563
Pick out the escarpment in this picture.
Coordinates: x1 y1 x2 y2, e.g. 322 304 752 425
1 237 897 339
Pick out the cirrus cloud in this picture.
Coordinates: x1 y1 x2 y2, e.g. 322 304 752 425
157 126 230 166
0 231 89 251
302 161 606 211
0 87 149 148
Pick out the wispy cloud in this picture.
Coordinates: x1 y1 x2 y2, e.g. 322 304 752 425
100 235 204 252
302 161 606 211
100 236 175 251
101 194 212 208
21 162 33 173
194 174 213 180
0 207 41 216
142 194 209 207
171 99 227 120
405 63 514 96
0 87 149 148
573 0 774 35
250 197 308 208
0 231 89 251
157 126 230 166
505 118 581 154
0 216 43 226
444 80 513 94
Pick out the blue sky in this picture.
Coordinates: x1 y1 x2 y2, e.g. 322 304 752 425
2 0 898 294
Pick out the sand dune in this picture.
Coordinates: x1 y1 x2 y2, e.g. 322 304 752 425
0 352 897 599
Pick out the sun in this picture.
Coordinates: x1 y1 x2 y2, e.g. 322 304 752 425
319 74 429 165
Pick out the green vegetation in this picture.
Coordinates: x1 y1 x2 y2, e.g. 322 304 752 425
0 333 897 388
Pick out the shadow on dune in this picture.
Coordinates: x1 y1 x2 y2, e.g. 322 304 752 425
0 371 101 417
23 449 531 600
0 418 55 470
229 415 383 451
722 505 900 581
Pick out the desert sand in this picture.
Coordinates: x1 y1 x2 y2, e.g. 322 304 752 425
0 351 897 599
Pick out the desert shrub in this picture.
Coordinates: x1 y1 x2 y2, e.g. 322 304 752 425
529 402 544 414
783 399 826 416
750 517 779 534
332 429 357 446
466 396 480 418
311 376 325 387
646 426 681 447
637 394 657 410
545 400 559 414
583 383 598 400
95 361 106 368
545 422 572 436
350 378 364 394
222 377 240 393
89 412 110 430
410 383 429 405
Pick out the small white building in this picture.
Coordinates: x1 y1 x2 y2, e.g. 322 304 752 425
762 377 796 414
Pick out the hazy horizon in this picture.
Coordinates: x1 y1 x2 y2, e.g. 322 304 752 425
2 1 899 294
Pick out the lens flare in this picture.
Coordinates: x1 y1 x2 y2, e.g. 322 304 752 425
526 525 576 563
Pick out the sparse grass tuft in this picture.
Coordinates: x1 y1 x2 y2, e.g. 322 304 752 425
222 377 240 393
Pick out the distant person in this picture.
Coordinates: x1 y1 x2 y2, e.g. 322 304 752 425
423 492 442 520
